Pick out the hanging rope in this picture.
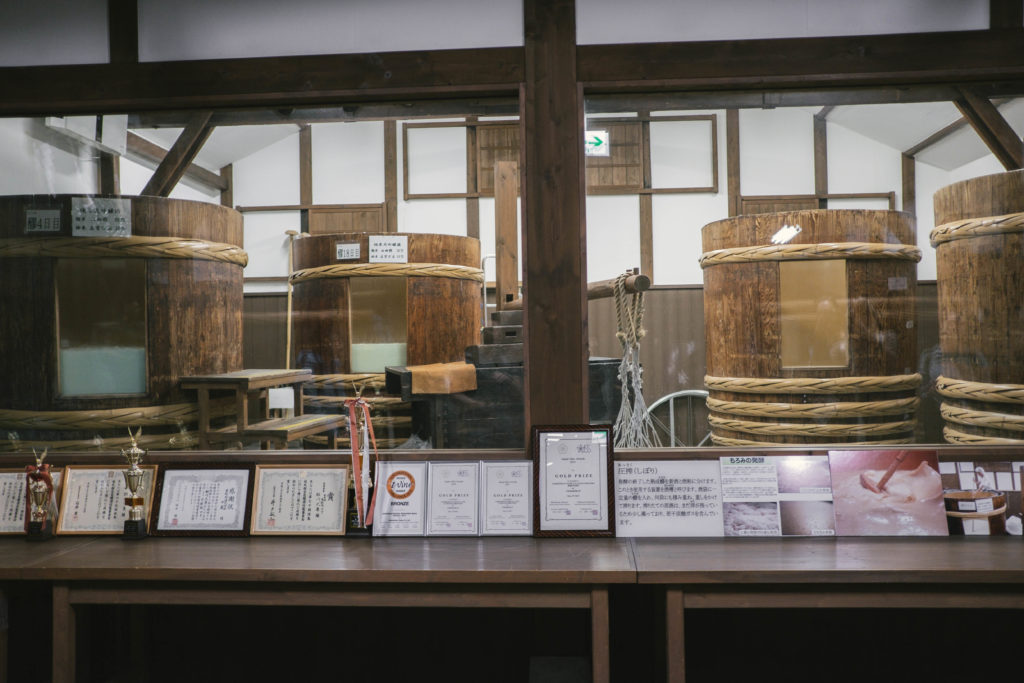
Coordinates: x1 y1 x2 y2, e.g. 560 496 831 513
612 271 660 448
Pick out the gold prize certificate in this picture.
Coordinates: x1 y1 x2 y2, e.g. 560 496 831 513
426 461 479 536
538 429 609 532
480 461 532 536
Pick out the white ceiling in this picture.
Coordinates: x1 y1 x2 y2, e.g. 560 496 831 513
132 123 300 172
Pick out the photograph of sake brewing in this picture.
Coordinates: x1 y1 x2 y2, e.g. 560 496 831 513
1 3 1024 682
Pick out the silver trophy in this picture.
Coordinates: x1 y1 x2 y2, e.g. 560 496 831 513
121 428 147 540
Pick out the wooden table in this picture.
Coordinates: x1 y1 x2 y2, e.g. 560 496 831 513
181 369 343 449
633 537 1024 682
0 536 633 683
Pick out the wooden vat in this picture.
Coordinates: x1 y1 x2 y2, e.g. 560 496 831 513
932 169 1024 444
701 209 921 446
291 233 482 446
0 195 244 451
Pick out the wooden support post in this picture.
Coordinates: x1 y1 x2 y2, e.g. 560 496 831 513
813 110 829 208
219 164 233 208
384 121 399 232
52 583 75 683
126 132 227 194
466 116 480 239
299 124 312 206
666 588 685 683
495 160 519 310
0 589 7 683
107 0 138 65
523 0 588 428
726 109 740 217
954 88 1023 170
640 110 654 279
141 112 215 197
98 153 119 195
901 153 916 217
990 0 1023 28
590 587 610 683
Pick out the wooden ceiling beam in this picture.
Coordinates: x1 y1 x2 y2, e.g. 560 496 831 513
126 132 228 192
141 113 216 196
0 48 524 118
578 30 1024 93
990 0 1024 29
953 88 1023 169
107 0 138 64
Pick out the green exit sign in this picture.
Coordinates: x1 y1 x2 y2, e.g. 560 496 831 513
584 129 609 157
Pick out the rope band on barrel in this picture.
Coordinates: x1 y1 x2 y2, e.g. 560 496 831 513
290 262 484 284
709 414 915 438
945 505 1007 519
0 236 247 266
698 242 921 269
707 396 918 419
0 400 232 431
930 211 1024 247
943 425 1024 445
936 376 1024 405
705 374 921 395
309 373 387 392
710 434 913 447
940 403 1024 433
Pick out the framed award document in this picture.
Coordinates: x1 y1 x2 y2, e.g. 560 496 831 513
426 461 479 536
372 461 427 536
533 425 615 537
250 465 349 535
479 460 532 536
56 465 157 535
0 468 63 535
151 463 255 536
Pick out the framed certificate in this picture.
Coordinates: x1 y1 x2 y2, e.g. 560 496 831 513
532 425 615 537
151 463 254 536
372 461 427 536
251 465 350 536
0 468 63 535
56 465 157 535
480 460 532 536
426 461 479 536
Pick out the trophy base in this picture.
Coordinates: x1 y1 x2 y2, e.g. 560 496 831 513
346 525 372 537
123 519 148 540
26 521 53 542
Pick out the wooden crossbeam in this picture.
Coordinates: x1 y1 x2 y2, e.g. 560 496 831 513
127 132 227 193
140 113 217 196
954 88 1023 170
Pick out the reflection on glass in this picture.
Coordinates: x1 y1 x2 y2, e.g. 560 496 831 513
779 260 849 369
56 259 146 395
349 277 407 372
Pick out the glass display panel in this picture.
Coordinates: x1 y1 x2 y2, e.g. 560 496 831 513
349 277 408 373
56 258 147 396
779 260 849 369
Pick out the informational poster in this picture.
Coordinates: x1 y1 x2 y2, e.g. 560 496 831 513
155 468 251 533
615 460 723 537
56 465 157 534
372 461 427 536
939 460 1022 536
720 455 835 537
829 450 946 536
426 462 479 536
251 465 349 535
368 235 408 263
0 469 63 534
479 461 532 536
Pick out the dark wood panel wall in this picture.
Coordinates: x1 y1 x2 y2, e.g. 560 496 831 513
2 0 1023 430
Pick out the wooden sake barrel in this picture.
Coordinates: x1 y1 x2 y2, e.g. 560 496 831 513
701 209 921 446
291 233 482 447
0 195 244 451
932 169 1024 444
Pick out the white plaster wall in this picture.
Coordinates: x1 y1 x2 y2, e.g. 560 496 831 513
826 121 902 210
396 120 466 235
650 119 715 189
404 126 467 196
586 195 642 282
0 118 97 195
948 154 1005 185
577 0 988 44
739 108 815 196
138 0 524 62
311 122 385 205
0 0 108 66
912 160 951 281
233 133 301 208
242 212 301 294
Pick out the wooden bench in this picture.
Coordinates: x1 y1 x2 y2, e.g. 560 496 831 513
181 369 343 449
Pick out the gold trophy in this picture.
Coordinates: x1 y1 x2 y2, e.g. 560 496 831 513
25 448 54 541
121 427 148 540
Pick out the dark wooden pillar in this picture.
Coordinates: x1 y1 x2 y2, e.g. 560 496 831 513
522 0 588 429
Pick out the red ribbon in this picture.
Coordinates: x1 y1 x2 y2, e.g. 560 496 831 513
346 398 379 527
